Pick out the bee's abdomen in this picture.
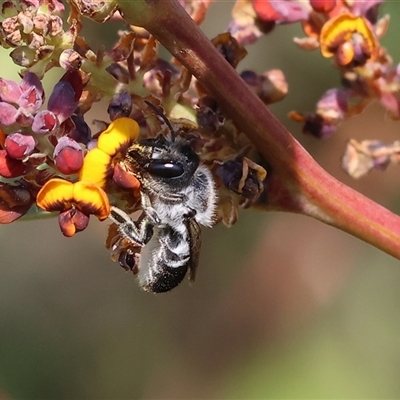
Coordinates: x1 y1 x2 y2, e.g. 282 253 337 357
138 226 191 293
143 263 189 293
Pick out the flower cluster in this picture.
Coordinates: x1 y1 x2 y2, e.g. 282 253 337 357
229 0 400 177
3 0 397 240
0 0 270 237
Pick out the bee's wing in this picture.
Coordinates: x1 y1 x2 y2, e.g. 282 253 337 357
187 219 202 282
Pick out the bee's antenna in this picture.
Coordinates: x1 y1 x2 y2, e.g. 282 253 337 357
144 100 175 135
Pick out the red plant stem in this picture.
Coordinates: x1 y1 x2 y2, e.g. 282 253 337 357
117 0 400 259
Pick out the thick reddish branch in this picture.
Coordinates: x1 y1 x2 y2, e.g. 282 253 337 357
117 0 400 259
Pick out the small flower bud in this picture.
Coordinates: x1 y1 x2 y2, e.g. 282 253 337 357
0 150 26 178
58 208 90 237
17 11 34 34
0 78 22 103
59 49 82 71
310 0 336 13
48 15 63 36
73 0 118 23
108 90 132 120
32 14 49 34
18 82 44 114
54 137 84 175
5 132 36 159
0 102 18 126
32 110 58 134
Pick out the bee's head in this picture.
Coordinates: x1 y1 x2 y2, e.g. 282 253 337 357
125 135 199 191
123 102 200 190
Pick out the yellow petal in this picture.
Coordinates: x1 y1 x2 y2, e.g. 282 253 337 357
97 117 140 157
320 13 376 59
79 147 111 188
36 178 74 212
73 180 110 220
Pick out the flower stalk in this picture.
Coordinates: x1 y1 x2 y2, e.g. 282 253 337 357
117 0 400 259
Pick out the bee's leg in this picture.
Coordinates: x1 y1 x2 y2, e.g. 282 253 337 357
109 206 153 246
140 192 162 226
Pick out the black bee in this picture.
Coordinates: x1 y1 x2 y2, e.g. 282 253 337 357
109 104 216 293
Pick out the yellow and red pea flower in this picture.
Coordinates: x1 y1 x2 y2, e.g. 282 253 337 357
36 117 141 236
319 13 379 67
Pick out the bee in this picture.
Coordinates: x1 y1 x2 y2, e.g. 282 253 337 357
109 103 217 293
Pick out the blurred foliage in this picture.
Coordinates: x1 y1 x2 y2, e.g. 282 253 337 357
0 2 400 399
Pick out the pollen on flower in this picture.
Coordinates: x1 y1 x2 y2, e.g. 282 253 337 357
79 117 141 189
79 148 112 188
97 118 140 157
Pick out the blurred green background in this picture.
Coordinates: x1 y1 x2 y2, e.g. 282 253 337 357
1 2 400 399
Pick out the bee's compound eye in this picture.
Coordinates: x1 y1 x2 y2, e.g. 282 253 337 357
147 160 184 178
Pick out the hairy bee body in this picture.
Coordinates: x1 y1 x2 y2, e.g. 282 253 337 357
110 133 216 293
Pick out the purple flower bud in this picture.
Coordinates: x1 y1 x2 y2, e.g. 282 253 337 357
5 132 36 159
53 137 83 175
48 81 77 124
0 102 17 126
0 78 22 104
18 83 44 114
108 90 132 120
32 110 58 134
316 88 348 123
69 113 92 145
19 72 44 99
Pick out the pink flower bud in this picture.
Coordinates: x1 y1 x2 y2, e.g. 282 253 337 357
5 132 36 159
0 102 18 126
0 78 22 103
54 137 84 175
32 110 58 134
18 73 45 113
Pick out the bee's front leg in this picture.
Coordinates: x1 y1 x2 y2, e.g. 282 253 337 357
140 191 162 227
109 206 154 246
